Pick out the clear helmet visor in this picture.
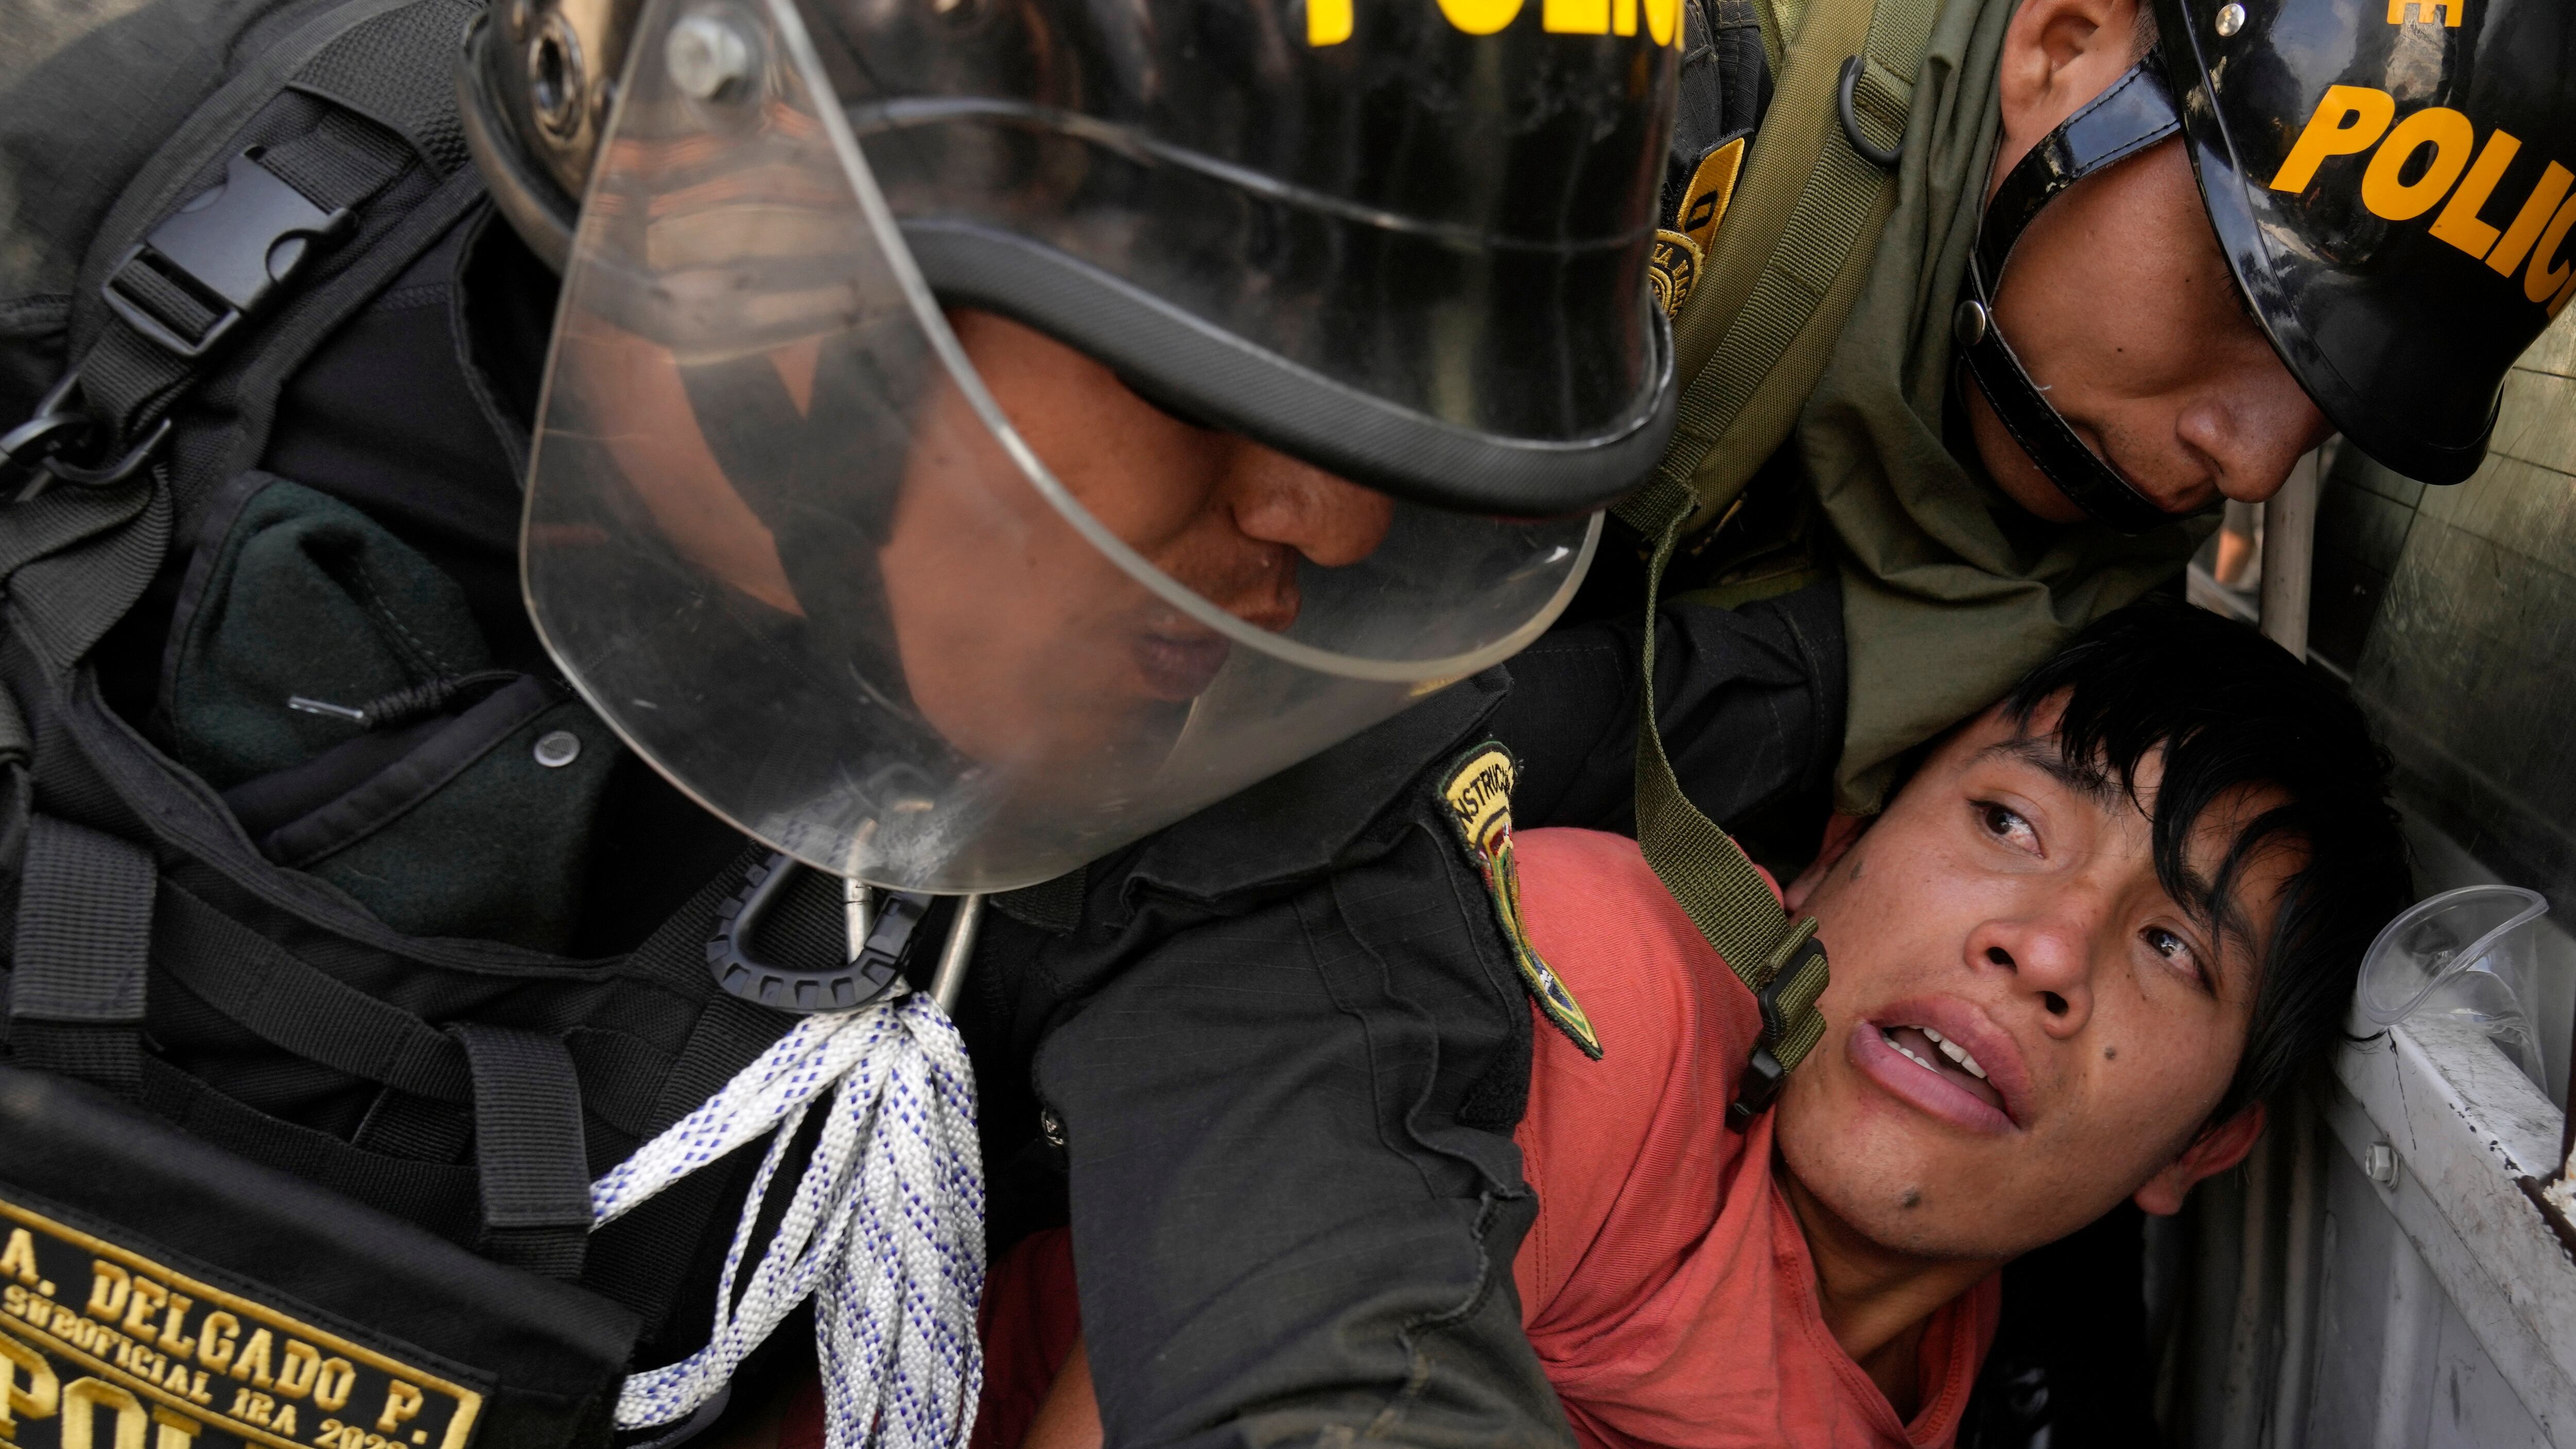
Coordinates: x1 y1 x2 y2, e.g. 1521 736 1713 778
523 0 1599 892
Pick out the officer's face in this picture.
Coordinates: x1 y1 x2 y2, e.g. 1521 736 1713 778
883 309 1395 768
1770 697 2285 1265
1972 0 2333 522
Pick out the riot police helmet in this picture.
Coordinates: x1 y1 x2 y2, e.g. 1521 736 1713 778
455 0 1685 890
1956 0 2576 531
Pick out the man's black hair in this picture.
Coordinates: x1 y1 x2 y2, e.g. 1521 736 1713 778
1999 598 2408 1125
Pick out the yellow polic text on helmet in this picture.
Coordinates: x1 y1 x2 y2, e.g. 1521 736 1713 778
2271 85 2576 318
1308 0 1679 46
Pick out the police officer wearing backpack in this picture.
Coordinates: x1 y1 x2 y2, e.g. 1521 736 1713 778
0 1 1845 1448
1628 0 2576 826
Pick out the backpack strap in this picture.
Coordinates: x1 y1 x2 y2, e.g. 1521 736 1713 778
1607 0 1943 1118
1656 0 1944 535
5 0 484 550
7 814 156 1095
1620 474 1831 1127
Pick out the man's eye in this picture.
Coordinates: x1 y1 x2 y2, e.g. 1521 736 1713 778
1977 801 2039 851
2144 926 2207 984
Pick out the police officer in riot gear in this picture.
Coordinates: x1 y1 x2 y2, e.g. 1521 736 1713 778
0 1 1846 1448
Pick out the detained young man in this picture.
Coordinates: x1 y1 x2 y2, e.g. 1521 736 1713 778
935 602 2406 1448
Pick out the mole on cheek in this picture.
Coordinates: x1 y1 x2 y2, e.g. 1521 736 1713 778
1900 1188 1922 1209
2105 1046 2117 1060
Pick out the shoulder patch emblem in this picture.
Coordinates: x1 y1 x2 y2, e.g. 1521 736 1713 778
1436 742 1602 1059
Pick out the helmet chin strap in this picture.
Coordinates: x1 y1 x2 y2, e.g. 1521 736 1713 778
1953 57 2195 535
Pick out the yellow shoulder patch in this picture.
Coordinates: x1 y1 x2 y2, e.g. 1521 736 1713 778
1437 742 1602 1059
1676 134 1749 252
1649 229 1703 317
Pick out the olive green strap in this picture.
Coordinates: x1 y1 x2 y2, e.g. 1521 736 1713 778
1618 475 1831 1127
1657 0 1945 537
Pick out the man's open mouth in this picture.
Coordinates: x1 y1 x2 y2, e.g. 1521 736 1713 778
1849 1009 2025 1135
1880 1025 2004 1111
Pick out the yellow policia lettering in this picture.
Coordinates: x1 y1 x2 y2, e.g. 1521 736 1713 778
0 1332 58 1433
2361 107 2475 221
2526 193 2576 315
63 1377 148 1449
153 1405 203 1449
2273 85 2576 313
2270 85 2394 194
1435 0 1519 33
2430 127 2521 256
1310 0 1676 44
2486 161 2573 278
2386 0 2461 24
1543 0 1606 32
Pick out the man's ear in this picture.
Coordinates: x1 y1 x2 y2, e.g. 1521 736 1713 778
1785 813 1873 913
1994 0 2148 195
2132 1103 2266 1216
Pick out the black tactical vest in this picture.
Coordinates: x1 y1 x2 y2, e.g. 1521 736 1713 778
0 4 873 1445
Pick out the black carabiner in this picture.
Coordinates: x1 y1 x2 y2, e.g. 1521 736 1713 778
707 853 930 1013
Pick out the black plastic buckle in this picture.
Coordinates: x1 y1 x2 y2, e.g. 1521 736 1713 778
707 853 926 1013
1726 930 1831 1130
101 150 352 359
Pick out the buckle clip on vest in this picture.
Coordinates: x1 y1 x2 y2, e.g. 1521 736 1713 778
707 854 935 1013
102 149 354 358
1728 919 1832 1128
7 150 354 495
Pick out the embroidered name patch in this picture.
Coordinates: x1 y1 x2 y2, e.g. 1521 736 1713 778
0 1195 484 1449
1437 742 1601 1059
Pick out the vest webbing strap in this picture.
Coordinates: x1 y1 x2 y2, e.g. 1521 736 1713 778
1620 475 1831 1127
1657 0 1943 535
7 815 156 1096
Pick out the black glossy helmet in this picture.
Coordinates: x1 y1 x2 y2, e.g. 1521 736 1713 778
461 0 1684 514
1957 0 2576 531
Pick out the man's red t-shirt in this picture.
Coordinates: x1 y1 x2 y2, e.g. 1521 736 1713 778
1508 827 1997 1448
936 827 1999 1449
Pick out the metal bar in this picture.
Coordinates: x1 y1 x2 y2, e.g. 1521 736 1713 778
844 878 872 963
2270 1088 2321 1446
2260 450 2321 659
931 894 984 1014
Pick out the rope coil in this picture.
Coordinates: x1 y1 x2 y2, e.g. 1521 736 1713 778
592 994 985 1449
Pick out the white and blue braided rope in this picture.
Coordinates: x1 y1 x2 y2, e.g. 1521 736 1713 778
590 995 985 1449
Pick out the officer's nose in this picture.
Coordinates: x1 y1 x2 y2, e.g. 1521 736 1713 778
1222 442 1395 569
2176 329 2332 509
